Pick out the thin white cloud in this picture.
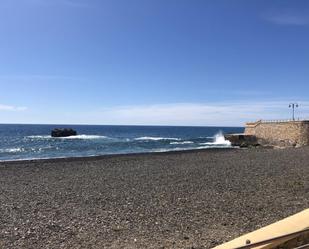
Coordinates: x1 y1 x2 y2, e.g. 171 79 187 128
79 101 309 126
2 101 308 126
263 12 309 26
0 104 27 112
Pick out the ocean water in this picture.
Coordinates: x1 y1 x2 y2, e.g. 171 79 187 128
0 124 244 161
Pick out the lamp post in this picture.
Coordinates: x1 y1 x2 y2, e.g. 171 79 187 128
289 103 299 121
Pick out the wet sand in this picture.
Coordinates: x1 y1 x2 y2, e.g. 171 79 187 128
0 148 308 248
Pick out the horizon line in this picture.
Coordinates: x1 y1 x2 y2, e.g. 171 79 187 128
0 122 245 128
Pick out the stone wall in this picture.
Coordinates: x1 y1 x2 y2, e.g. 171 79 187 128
244 120 309 147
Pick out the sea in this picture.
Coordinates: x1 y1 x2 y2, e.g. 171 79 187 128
0 124 244 161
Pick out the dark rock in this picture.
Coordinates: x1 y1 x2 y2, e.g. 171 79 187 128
225 134 259 147
240 142 249 148
51 128 77 137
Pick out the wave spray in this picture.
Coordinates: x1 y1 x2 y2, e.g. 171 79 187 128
213 131 231 146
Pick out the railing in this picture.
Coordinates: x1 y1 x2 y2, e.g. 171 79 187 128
232 227 309 249
247 118 309 125
261 119 296 123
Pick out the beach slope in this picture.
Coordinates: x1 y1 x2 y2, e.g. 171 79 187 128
0 148 308 248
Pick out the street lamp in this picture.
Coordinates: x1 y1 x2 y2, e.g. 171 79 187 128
289 103 299 121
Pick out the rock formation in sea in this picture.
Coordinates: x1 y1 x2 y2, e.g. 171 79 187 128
51 128 77 137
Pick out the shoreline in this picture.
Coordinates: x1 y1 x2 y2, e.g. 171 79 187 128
0 147 237 165
1 147 308 248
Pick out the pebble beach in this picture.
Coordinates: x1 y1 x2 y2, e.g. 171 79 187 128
0 147 308 248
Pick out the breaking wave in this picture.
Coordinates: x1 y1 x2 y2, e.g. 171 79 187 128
199 131 231 146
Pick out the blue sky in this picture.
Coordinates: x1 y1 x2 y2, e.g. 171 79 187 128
0 0 309 126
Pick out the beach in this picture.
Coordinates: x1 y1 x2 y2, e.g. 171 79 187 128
0 148 308 249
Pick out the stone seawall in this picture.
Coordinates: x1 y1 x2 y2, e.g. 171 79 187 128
244 120 309 147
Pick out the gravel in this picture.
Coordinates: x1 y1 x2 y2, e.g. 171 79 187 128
0 147 308 248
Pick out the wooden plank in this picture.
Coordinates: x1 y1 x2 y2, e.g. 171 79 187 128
213 209 309 249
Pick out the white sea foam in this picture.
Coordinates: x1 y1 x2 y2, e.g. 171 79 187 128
0 147 25 153
0 145 59 154
27 135 51 139
153 147 188 152
61 135 107 139
35 145 56 151
153 144 233 153
134 136 181 141
170 141 194 145
27 135 107 140
153 146 211 153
